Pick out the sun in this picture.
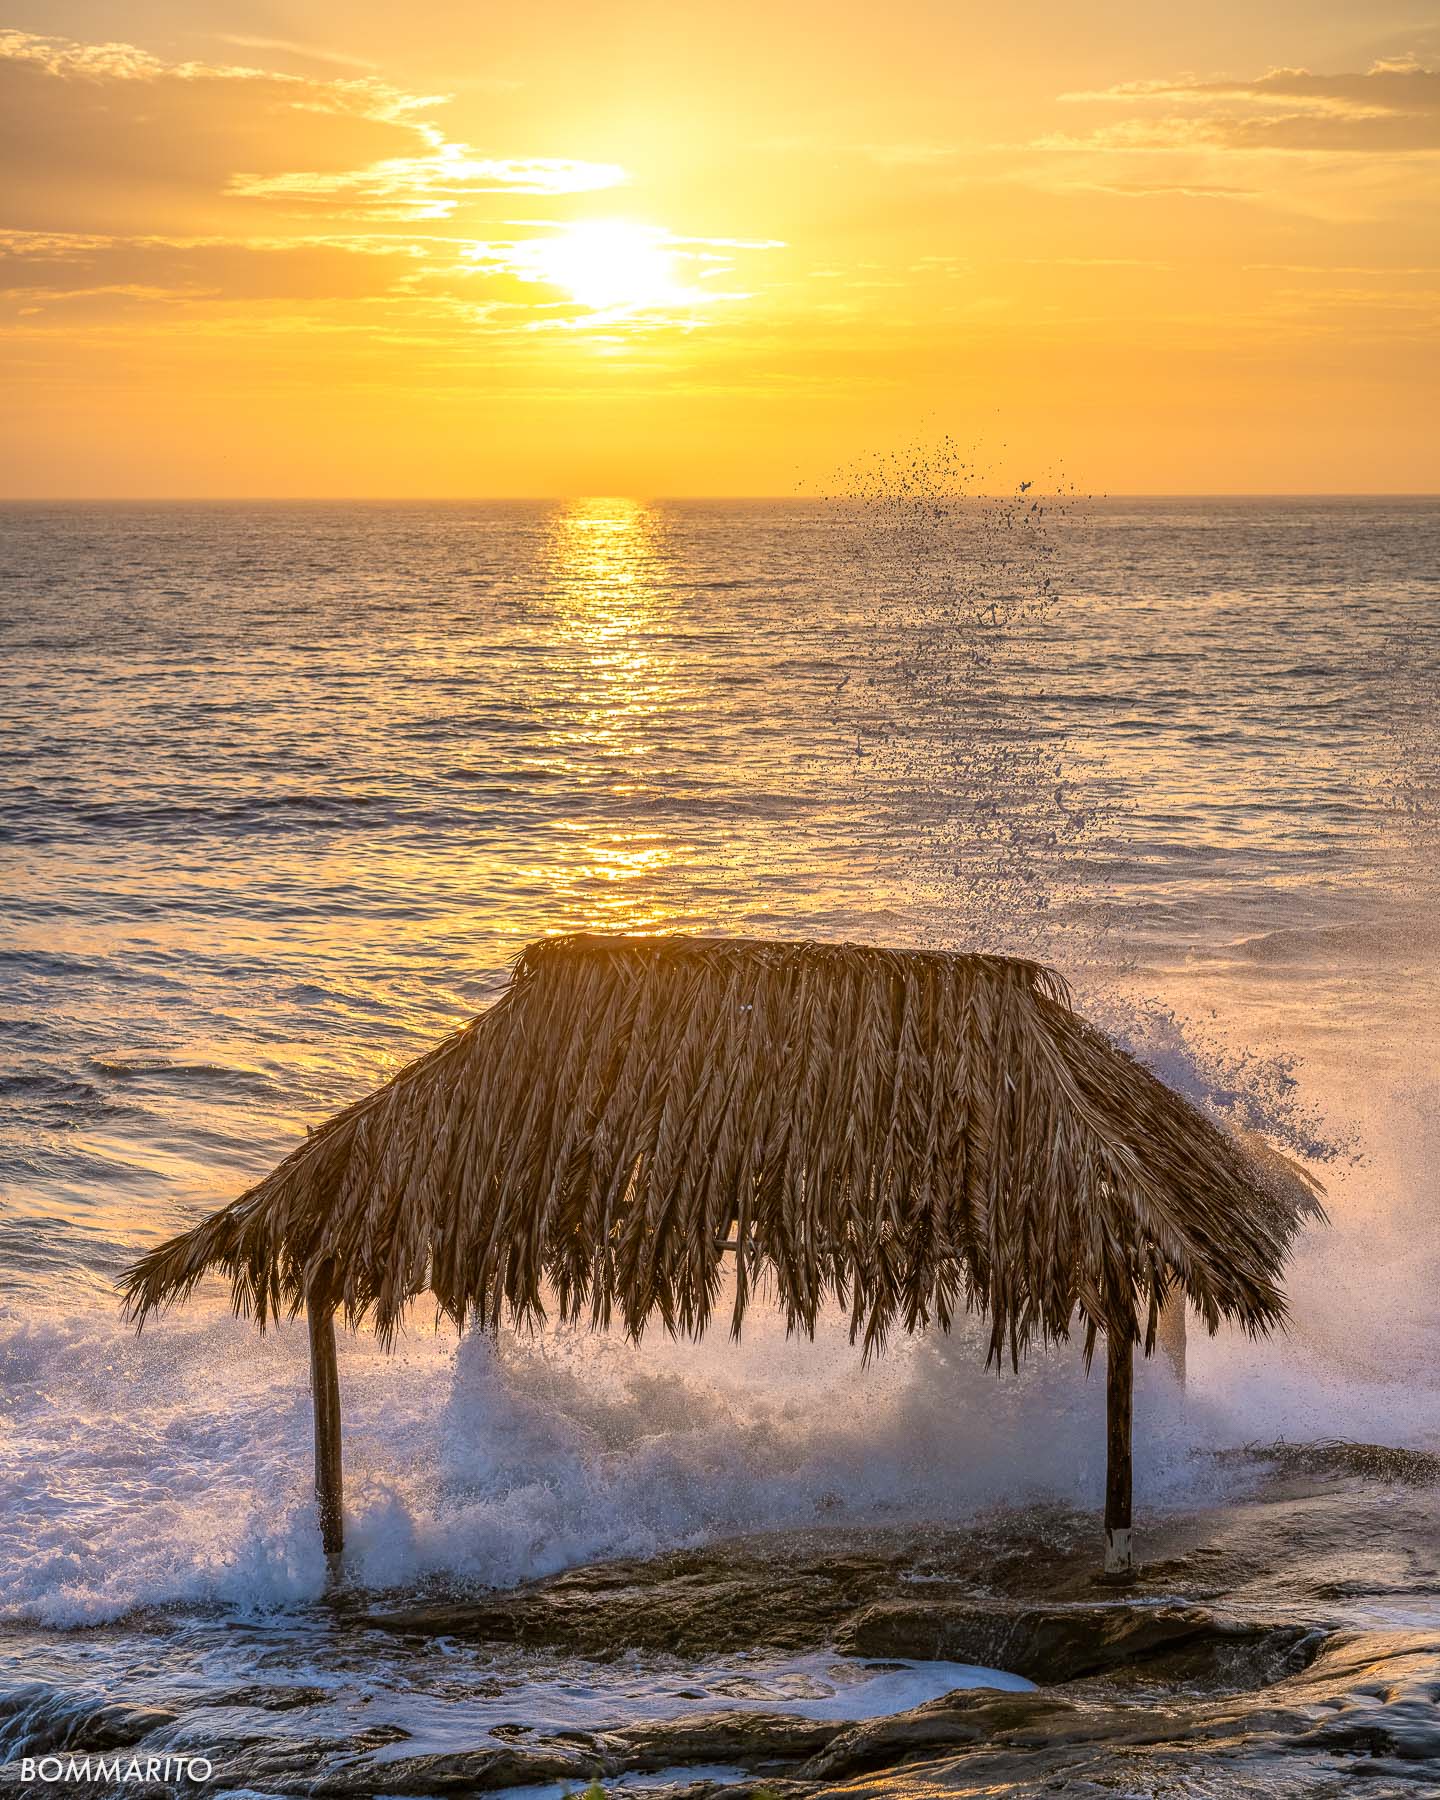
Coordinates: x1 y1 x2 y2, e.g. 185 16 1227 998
527 220 687 315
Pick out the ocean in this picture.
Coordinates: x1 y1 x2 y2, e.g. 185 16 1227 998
2 496 1438 1781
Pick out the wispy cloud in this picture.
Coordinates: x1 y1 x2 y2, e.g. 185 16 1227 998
235 149 627 220
0 229 422 315
1059 58 1440 154
216 35 380 73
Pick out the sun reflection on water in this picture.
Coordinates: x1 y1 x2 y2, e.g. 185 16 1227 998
534 497 683 931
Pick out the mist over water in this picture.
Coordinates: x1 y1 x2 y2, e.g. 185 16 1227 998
2 495 1438 1656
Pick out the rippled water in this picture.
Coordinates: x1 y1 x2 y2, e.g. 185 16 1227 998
2 497 1438 1768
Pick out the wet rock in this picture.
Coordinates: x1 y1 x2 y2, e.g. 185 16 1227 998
204 1684 333 1713
1283 1635 1440 1763
590 1785 814 1800
199 1733 396 1796
1112 1622 1326 1693
799 1627 1440 1795
802 1687 1076 1779
369 1546 912 1658
0 1685 176 1758
305 1713 841 1798
308 1741 600 1796
838 1595 1311 1685
606 1784 812 1800
600 1709 840 1770
362 1725 410 1748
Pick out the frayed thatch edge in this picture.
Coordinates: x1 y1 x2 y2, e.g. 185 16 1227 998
122 933 1324 1361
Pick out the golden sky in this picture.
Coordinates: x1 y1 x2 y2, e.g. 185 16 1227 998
2 2 1438 495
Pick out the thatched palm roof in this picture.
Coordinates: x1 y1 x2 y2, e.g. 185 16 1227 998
122 933 1322 1361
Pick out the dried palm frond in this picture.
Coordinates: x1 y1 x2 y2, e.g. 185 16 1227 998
121 933 1323 1361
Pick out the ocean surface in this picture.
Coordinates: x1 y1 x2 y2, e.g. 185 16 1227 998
1 496 1438 1775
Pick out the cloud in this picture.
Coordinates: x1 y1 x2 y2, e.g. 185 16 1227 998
235 148 627 220
0 230 421 317
215 35 380 73
0 30 625 233
1060 58 1440 154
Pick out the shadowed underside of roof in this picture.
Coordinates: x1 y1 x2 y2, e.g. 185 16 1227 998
121 933 1323 1361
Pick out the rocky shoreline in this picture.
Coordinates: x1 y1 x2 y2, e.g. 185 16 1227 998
5 1452 1439 1799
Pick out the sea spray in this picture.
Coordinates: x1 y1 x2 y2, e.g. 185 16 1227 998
0 1291 1197 1624
818 440 1118 962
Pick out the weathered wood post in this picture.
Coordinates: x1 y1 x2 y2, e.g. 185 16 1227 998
307 1300 344 1559
1103 1328 1134 1580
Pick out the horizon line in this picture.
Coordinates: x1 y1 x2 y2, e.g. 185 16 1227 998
2 491 1438 505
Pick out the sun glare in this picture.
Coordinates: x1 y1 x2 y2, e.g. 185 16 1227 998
528 221 686 315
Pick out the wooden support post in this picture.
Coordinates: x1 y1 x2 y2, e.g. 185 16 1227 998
308 1301 344 1560
1103 1330 1134 1581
